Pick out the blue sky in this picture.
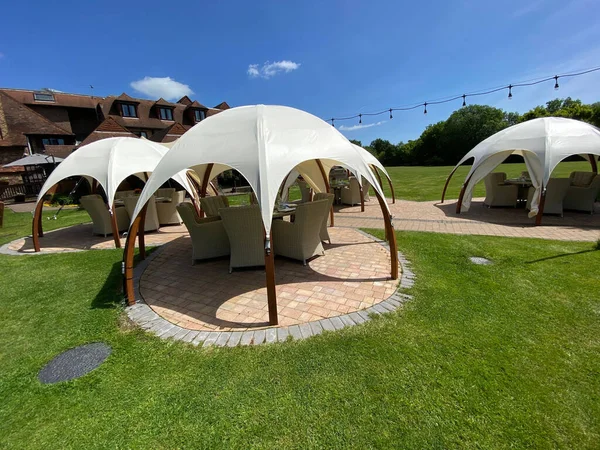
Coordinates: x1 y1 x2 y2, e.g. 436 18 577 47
1 0 599 145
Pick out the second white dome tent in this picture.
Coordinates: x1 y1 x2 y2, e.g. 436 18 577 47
123 105 398 325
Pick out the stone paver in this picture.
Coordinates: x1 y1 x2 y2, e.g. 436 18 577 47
3 198 598 257
138 228 399 332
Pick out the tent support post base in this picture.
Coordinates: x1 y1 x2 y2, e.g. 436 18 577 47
32 201 44 252
265 231 278 325
123 216 141 306
109 202 121 249
535 188 546 226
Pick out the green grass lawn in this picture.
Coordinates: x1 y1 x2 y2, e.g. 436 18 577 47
379 160 593 202
0 207 90 246
1 206 598 447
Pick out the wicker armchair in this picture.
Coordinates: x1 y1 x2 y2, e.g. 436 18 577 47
272 198 330 265
176 203 230 262
483 172 518 207
313 192 335 243
298 180 312 203
563 173 600 213
124 196 160 232
156 187 176 199
526 178 571 216
156 190 184 225
219 205 265 272
80 194 129 236
200 195 229 217
341 177 362 206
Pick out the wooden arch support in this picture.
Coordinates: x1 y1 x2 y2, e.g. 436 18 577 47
316 159 334 227
589 154 598 174
455 172 475 214
198 163 214 218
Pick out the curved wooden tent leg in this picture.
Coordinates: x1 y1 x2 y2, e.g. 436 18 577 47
32 200 44 252
388 177 396 204
372 165 384 189
535 185 546 226
109 202 121 249
138 203 148 260
373 189 398 280
442 166 460 203
123 215 141 305
264 230 278 325
186 173 202 217
589 154 598 174
455 173 474 214
316 159 334 227
199 163 214 218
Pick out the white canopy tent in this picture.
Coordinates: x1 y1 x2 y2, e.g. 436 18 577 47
32 137 196 252
441 117 600 223
123 105 398 325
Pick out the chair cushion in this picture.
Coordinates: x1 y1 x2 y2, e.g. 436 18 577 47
570 172 595 187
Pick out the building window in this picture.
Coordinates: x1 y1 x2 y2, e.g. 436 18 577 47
33 92 55 102
159 108 174 120
121 103 137 117
42 138 65 146
194 110 206 122
139 131 148 138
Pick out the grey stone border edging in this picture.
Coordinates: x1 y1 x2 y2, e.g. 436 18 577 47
125 231 415 347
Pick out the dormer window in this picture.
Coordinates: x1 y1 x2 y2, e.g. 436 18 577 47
34 92 55 102
194 110 206 122
159 107 174 121
121 103 137 118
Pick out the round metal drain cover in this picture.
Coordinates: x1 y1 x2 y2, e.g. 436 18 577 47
469 256 492 265
38 343 111 384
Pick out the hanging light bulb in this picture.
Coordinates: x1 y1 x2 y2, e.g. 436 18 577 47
554 75 559 90
389 108 393 119
423 102 428 114
508 84 513 100
359 114 362 124
331 119 335 127
462 94 466 107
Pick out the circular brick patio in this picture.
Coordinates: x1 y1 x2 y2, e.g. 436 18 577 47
137 227 400 333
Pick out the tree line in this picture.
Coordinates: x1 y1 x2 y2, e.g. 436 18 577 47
352 98 600 166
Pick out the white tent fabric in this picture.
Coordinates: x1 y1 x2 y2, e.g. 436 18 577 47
450 117 600 215
36 137 195 211
130 105 386 239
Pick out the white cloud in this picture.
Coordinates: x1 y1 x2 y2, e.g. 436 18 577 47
339 121 386 131
130 76 194 100
247 60 301 79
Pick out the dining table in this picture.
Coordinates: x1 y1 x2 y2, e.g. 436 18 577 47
505 178 533 204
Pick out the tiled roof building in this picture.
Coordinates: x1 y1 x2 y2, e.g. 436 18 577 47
0 87 229 168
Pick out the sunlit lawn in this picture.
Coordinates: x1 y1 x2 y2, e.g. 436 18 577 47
0 202 599 447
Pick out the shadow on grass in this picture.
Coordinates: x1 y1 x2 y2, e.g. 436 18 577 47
91 248 157 309
526 247 599 264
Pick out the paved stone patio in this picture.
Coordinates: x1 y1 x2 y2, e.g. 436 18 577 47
138 227 399 332
335 198 600 241
2 198 598 256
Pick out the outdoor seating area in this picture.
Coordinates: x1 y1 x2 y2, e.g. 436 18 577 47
481 170 599 218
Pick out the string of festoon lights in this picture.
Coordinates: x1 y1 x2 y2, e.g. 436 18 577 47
327 65 600 127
